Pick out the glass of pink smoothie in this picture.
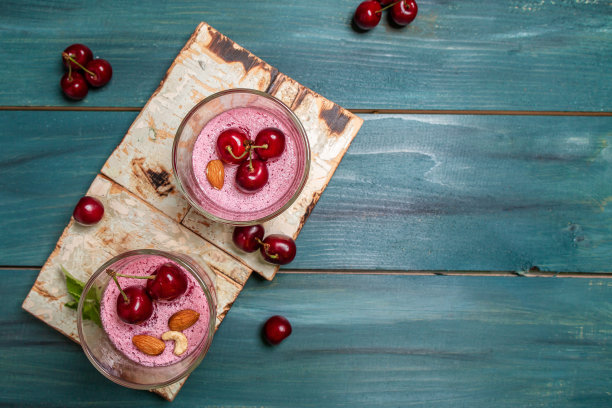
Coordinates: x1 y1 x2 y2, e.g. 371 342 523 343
172 88 310 225
77 249 217 389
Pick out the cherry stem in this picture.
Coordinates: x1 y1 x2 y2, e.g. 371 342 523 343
250 144 268 150
106 269 128 303
248 150 254 172
62 52 96 77
67 63 73 81
376 0 402 13
255 238 279 259
226 146 248 160
114 273 156 280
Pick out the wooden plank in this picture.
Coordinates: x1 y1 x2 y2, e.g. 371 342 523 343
7 270 612 407
2 111 612 273
21 175 248 401
0 0 610 111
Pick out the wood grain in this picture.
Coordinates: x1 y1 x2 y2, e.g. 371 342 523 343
0 0 610 111
2 111 610 273
6 270 612 407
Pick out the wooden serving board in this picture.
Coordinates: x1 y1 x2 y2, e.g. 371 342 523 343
22 22 362 401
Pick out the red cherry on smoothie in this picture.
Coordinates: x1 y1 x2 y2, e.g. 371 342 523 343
85 58 113 87
254 128 285 161
390 0 418 26
116 286 154 324
146 263 188 301
216 128 250 164
235 158 269 192
62 44 93 70
354 1 382 31
233 225 265 252
61 72 89 100
263 315 292 345
73 196 104 225
258 234 297 265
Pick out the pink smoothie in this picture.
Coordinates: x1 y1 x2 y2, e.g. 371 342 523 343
191 107 300 219
100 255 211 367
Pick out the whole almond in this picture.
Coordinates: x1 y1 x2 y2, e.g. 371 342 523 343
132 335 165 356
168 309 200 331
206 159 224 190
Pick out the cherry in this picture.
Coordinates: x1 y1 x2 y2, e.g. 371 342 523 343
254 128 286 161
216 128 250 164
379 0 395 4
62 44 93 70
146 263 188 301
233 225 265 252
61 72 88 100
354 1 382 31
116 286 154 324
263 315 292 345
258 234 297 265
235 158 269 192
73 196 104 225
85 58 113 87
390 0 418 26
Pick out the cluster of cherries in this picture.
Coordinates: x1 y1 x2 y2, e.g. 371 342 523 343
108 263 188 325
61 43 113 100
233 224 297 265
216 127 286 192
354 0 418 31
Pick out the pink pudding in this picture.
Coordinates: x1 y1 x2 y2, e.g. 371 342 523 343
100 255 211 367
191 107 300 220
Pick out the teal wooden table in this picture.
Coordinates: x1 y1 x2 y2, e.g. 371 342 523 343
1 1 611 406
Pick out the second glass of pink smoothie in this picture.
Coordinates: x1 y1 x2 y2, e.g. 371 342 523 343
173 89 310 225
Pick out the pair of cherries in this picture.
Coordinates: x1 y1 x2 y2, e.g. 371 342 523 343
354 0 418 31
233 225 297 265
61 43 113 100
110 263 187 324
216 127 286 192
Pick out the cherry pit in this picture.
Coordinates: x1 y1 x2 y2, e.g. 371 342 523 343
60 44 113 100
354 0 418 31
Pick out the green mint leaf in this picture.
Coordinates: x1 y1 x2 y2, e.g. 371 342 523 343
62 265 102 328
62 265 85 302
65 300 79 309
82 301 102 327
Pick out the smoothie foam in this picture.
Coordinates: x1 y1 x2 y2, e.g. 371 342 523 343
191 107 299 218
100 255 210 367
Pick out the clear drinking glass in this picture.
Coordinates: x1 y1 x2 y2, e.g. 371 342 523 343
172 88 310 225
77 249 217 390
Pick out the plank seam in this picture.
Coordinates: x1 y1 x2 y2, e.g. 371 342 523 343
1 106 610 116
4 266 612 278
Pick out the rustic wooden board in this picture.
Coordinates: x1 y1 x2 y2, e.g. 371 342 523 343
10 271 612 407
21 175 248 400
20 22 361 401
102 22 362 279
182 73 363 279
1 0 611 111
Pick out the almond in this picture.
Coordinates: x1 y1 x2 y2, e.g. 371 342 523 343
206 159 224 190
132 335 165 356
168 309 200 331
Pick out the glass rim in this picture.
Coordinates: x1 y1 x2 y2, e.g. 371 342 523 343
77 249 217 390
171 88 311 226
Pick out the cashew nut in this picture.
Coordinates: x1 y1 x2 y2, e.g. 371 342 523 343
162 330 188 356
